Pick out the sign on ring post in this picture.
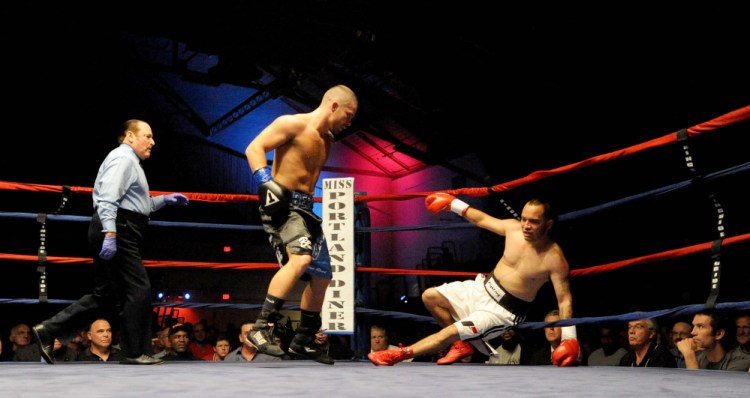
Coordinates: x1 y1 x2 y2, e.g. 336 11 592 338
321 177 355 334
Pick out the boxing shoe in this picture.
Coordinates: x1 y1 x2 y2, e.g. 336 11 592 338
436 340 474 365
119 354 165 365
247 325 285 357
32 324 55 364
288 340 334 365
367 346 414 366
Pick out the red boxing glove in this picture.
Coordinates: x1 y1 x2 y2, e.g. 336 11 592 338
551 339 580 367
425 193 469 216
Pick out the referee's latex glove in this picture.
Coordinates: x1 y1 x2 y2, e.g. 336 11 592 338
99 235 117 260
164 193 189 206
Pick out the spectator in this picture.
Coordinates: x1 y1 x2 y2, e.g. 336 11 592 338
370 325 412 362
732 312 750 354
270 315 295 355
313 330 355 361
668 320 692 368
13 339 78 363
619 317 676 367
227 321 285 362
209 335 232 361
189 319 215 360
76 318 124 362
587 326 627 366
729 312 750 372
677 310 750 371
13 333 79 363
67 328 91 355
162 324 201 361
0 323 32 361
523 310 562 365
152 326 171 359
486 328 522 365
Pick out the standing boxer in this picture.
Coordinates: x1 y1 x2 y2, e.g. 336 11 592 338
244 85 358 365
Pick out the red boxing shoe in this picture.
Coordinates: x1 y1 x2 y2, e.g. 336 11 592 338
437 340 474 365
368 346 414 366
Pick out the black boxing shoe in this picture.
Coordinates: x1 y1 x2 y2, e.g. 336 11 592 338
32 324 55 365
247 325 285 357
288 339 334 365
119 354 165 365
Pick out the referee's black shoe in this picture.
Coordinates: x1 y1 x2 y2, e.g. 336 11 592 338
32 324 55 365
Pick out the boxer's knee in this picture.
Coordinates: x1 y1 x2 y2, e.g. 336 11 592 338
422 287 440 306
285 253 312 275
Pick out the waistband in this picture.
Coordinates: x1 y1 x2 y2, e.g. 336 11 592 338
290 191 314 211
117 208 150 223
483 273 530 317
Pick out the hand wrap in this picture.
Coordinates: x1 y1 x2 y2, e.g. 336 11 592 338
552 326 581 367
425 193 469 216
254 167 288 215
253 166 273 186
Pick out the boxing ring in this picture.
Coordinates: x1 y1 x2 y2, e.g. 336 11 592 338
2 105 749 396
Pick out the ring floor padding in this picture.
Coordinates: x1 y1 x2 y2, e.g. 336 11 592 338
1 360 748 397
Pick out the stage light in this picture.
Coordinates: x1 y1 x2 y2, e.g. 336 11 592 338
157 292 164 299
223 246 232 253
184 292 191 300
222 293 231 300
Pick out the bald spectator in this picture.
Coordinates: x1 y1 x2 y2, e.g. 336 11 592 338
12 322 78 363
0 323 32 361
76 318 124 362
